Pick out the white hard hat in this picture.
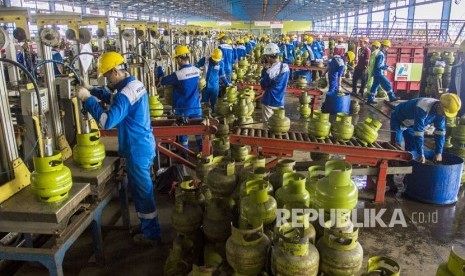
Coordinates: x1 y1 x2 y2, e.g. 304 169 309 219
263 43 280 55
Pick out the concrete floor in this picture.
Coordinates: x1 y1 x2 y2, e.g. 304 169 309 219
12 85 465 276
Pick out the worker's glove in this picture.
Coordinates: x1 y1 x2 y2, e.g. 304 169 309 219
387 66 394 73
76 87 91 102
434 153 442 163
418 155 426 164
83 81 93 91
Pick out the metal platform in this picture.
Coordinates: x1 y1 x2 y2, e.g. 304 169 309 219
64 157 120 197
0 183 90 230
230 127 413 203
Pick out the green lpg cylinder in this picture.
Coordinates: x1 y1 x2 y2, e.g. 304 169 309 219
275 172 310 208
331 113 354 142
269 108 291 134
73 129 106 169
274 210 316 245
231 144 249 162
240 179 277 229
225 224 270 275
430 52 441 64
236 68 246 81
149 94 164 118
300 104 311 119
164 234 196 276
306 165 325 207
233 97 249 118
243 154 266 169
189 265 215 276
239 172 273 199
271 226 320 276
216 117 230 137
203 197 233 243
212 136 230 156
442 51 455 65
437 247 465 276
195 155 215 182
354 117 382 146
269 159 296 190
31 150 73 202
207 160 237 197
317 226 364 276
350 100 360 115
308 110 331 139
361 256 400 276
314 160 358 227
204 241 226 269
215 98 232 117
445 117 456 149
171 180 203 235
300 91 312 105
226 85 238 103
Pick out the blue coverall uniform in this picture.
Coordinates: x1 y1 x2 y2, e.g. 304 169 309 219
280 43 296 64
312 41 324 60
368 50 397 103
245 42 252 55
295 43 316 82
236 45 247 61
195 57 230 111
218 43 233 80
161 64 202 149
260 61 290 122
449 60 465 116
51 49 63 76
250 40 257 49
84 76 160 240
390 98 446 156
326 55 345 95
232 45 238 64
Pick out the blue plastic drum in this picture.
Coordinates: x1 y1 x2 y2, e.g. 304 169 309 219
405 151 463 205
323 93 351 115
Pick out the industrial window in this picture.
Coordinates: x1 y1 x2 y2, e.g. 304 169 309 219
414 1 443 20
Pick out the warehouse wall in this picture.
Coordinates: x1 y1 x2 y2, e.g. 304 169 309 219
186 21 312 34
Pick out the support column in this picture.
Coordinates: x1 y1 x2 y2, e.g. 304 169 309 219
440 0 452 42
337 13 341 33
2 0 11 7
367 6 373 30
383 0 391 36
49 0 55 12
406 0 415 36
354 10 359 30
344 11 349 35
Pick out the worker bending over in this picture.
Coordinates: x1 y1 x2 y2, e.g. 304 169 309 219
195 49 230 112
323 51 355 95
76 52 160 245
367 39 397 104
161 45 202 150
260 43 290 123
390 94 461 163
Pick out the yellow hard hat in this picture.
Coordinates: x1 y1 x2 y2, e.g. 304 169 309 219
372 40 381 48
211 48 223 62
239 38 245 44
218 32 225 40
306 36 314 44
440 93 462 118
303 34 309 40
173 45 190 58
226 38 232 45
338 37 344 42
244 37 250 43
460 40 465 52
346 51 355 63
235 37 241 43
381 39 391 48
360 36 369 43
293 34 297 39
97 51 125 77
284 36 290 41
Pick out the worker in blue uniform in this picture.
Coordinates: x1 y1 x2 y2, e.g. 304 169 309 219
450 40 465 116
161 45 202 151
292 34 299 48
323 51 355 95
296 36 316 83
280 36 295 64
218 33 233 81
236 38 247 61
367 39 397 104
233 38 239 64
244 36 252 55
260 43 290 123
51 45 64 76
249 35 257 49
313 35 324 60
390 94 461 163
76 52 160 245
195 49 230 112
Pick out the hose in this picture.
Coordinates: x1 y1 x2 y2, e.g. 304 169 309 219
69 51 98 68
35 60 81 84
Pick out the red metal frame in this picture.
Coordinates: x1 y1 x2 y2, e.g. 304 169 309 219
229 134 412 203
99 119 218 170
236 81 322 110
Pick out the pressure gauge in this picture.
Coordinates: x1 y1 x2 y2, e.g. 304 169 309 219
78 28 92 44
122 29 135 41
40 27 60 47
